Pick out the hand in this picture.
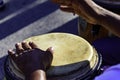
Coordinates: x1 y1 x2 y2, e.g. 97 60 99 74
52 0 98 24
8 42 53 77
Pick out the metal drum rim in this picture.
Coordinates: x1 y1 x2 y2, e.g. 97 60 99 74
4 52 102 80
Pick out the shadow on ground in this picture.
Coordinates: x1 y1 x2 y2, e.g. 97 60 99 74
0 0 38 19
50 18 78 35
0 0 59 40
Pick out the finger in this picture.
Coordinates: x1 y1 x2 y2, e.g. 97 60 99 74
22 41 31 50
8 49 16 60
46 47 54 54
45 47 53 60
60 6 74 13
45 47 54 69
78 12 96 24
15 43 24 54
29 42 38 49
8 49 15 55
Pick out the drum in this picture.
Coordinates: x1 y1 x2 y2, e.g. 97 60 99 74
4 33 102 80
78 0 120 43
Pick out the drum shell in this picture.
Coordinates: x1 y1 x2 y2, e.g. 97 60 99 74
4 52 102 80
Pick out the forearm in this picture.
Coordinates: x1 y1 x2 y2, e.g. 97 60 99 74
86 1 120 37
26 70 47 80
75 0 120 37
96 8 120 37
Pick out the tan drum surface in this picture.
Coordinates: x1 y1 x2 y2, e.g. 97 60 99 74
5 33 100 80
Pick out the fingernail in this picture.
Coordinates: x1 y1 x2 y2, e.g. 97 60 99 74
49 47 54 51
22 41 26 43
48 47 54 54
8 49 15 54
8 49 12 51
8 49 12 53
16 43 20 45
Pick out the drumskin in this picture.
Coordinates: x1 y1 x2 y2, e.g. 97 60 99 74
5 33 101 80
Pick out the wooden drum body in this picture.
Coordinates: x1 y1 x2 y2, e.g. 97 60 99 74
4 33 102 80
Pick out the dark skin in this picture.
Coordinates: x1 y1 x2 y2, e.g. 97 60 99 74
52 0 120 37
8 42 53 80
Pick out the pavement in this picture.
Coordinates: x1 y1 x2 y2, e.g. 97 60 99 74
0 0 78 79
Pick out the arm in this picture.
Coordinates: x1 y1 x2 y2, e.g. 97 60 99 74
8 42 53 80
28 70 46 80
52 0 120 37
83 0 120 37
96 6 120 37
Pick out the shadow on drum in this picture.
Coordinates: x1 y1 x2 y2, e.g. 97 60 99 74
47 60 98 80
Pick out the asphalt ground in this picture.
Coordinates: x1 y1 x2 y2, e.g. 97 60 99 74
0 0 78 79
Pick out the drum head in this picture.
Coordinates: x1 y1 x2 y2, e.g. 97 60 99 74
4 33 102 80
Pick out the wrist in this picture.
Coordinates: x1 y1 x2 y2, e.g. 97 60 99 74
74 0 100 24
24 64 46 80
85 1 102 24
25 70 46 80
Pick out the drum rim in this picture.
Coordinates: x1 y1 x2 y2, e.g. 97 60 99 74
4 33 102 80
4 52 102 80
78 52 102 79
48 52 102 80
4 56 22 80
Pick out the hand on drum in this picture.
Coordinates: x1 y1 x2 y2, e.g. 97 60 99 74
52 0 98 24
8 42 53 78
